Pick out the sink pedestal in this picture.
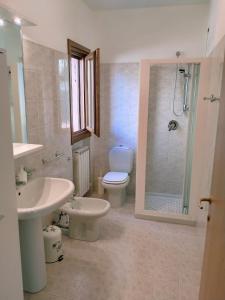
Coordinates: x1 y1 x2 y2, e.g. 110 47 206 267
19 218 47 293
17 177 74 293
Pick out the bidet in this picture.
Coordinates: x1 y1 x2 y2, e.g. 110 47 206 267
62 197 110 241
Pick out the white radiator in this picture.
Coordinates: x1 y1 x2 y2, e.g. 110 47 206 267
73 146 90 196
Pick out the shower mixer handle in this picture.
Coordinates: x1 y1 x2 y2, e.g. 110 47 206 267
203 94 220 102
168 120 178 131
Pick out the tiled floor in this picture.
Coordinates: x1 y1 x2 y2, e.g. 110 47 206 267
145 193 183 214
24 203 206 300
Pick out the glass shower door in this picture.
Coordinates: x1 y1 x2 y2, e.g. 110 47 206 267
182 64 200 214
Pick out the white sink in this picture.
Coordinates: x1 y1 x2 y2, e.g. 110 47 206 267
17 177 74 293
13 143 43 159
17 177 74 220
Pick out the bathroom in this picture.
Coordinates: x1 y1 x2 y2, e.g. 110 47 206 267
1 0 225 300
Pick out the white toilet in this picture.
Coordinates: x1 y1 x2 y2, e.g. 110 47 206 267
102 146 134 208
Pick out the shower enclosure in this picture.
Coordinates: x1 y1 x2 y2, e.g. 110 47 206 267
135 59 207 224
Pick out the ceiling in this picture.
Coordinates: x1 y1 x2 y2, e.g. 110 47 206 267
83 0 209 10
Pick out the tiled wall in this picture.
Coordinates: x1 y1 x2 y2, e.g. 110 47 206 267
16 46 139 199
15 43 188 201
15 44 188 201
90 63 139 196
145 64 189 196
14 40 73 183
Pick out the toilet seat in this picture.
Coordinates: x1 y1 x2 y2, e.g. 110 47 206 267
103 172 129 185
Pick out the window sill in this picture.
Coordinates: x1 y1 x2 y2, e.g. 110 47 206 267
71 129 91 144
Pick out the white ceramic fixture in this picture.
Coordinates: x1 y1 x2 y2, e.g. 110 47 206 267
102 146 134 208
17 177 74 293
13 143 43 159
62 197 110 241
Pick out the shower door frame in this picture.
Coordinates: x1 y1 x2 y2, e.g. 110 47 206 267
135 58 208 225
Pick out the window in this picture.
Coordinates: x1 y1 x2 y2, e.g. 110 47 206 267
68 39 100 144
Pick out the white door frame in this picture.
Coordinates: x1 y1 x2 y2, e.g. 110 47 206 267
135 58 209 225
0 50 24 299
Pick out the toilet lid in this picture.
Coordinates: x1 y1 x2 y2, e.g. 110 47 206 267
103 172 128 184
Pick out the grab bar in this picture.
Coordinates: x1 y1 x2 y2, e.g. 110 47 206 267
183 65 191 112
183 77 189 112
42 152 64 165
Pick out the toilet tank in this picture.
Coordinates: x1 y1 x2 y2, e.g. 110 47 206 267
109 146 134 173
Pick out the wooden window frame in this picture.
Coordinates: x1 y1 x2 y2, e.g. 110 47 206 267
85 49 100 137
68 39 100 144
68 39 91 144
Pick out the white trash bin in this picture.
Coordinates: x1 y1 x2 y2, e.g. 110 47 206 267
43 225 63 263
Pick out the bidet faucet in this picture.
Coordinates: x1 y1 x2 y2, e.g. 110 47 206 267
71 193 77 209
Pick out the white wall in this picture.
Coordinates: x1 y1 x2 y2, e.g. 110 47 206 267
207 0 225 53
95 4 209 63
1 0 100 52
1 2 209 62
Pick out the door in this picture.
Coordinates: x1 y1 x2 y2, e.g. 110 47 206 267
0 50 24 299
199 51 225 300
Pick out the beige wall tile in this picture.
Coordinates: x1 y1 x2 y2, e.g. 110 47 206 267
90 63 139 196
15 40 73 189
146 64 189 196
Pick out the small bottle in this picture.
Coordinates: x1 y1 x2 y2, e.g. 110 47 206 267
17 166 27 184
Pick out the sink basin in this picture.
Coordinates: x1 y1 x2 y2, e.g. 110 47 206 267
17 177 74 220
17 177 74 293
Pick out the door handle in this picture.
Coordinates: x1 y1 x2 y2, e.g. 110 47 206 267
199 198 212 209
0 214 4 221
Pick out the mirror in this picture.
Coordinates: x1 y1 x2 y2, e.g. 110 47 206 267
0 7 28 143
